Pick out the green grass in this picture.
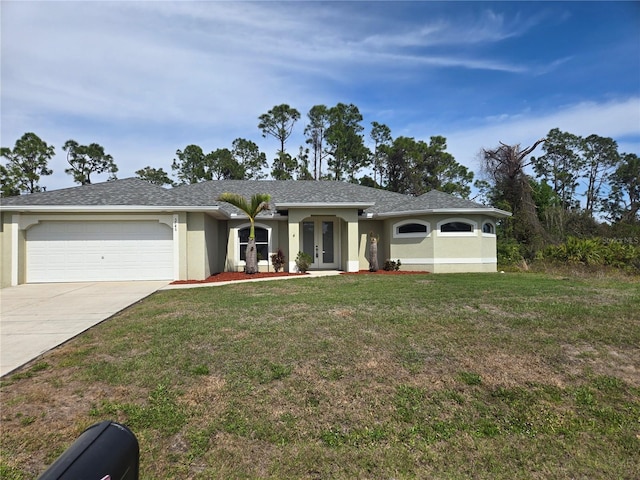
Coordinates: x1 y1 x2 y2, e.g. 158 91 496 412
1 272 639 479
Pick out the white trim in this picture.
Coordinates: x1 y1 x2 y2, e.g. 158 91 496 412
436 218 478 237
347 260 360 272
173 214 180 280
482 221 496 236
393 219 431 239
275 202 374 209
11 214 19 286
399 257 497 264
377 207 512 218
235 222 272 266
18 214 173 230
0 205 217 213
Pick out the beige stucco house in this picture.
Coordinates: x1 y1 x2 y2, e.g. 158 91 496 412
0 178 510 287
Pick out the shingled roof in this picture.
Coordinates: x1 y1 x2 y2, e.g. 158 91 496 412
1 178 509 217
0 178 178 206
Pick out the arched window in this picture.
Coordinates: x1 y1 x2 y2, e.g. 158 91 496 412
238 226 269 262
441 221 473 233
393 220 430 238
482 222 495 234
437 218 477 236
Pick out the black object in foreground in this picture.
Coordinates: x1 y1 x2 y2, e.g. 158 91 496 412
37 421 139 480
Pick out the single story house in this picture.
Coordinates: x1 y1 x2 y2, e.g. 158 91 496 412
0 178 510 286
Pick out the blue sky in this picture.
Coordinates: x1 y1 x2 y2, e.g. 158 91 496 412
2 1 639 192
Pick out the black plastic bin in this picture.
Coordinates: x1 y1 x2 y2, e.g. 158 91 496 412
37 420 139 480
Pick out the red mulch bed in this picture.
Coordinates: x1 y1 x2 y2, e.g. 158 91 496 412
170 269 430 285
170 271 306 284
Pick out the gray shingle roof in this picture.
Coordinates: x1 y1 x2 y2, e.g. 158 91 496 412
0 178 178 206
1 178 506 217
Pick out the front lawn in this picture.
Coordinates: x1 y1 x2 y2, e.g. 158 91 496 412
1 273 639 479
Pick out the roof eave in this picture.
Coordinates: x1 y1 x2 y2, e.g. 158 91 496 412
274 202 375 209
0 205 220 213
375 208 512 218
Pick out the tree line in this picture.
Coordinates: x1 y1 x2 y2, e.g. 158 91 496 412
2 104 637 241
479 130 639 260
0 103 476 199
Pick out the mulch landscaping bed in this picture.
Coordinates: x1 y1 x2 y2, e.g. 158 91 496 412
170 270 430 284
170 271 305 284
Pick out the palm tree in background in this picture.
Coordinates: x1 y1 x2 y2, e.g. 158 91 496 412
218 192 271 274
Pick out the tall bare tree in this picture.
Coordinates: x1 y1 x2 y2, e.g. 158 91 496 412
482 139 546 249
304 105 330 180
258 104 300 155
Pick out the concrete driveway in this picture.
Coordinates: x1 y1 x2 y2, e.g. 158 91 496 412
0 281 169 377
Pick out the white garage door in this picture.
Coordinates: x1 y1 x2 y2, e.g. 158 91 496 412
27 221 174 282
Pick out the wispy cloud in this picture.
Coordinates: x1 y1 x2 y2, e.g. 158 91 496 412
443 97 640 170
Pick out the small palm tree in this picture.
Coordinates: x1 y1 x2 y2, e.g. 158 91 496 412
218 192 271 274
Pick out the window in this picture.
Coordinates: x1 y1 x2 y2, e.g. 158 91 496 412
437 218 478 236
399 223 427 234
239 226 269 262
482 222 495 234
393 220 430 238
441 221 473 233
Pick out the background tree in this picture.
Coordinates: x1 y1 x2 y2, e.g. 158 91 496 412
419 136 473 198
271 151 298 180
606 153 640 224
325 103 369 181
304 105 330 180
258 104 300 155
0 164 21 197
370 121 392 187
582 134 619 217
217 192 271 274
63 140 117 185
482 140 546 250
295 147 314 180
1 132 55 194
533 128 583 211
383 136 471 197
231 138 267 180
209 148 245 180
384 136 421 194
135 166 175 186
172 145 208 184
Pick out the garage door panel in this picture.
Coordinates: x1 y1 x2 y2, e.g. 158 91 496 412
27 221 174 282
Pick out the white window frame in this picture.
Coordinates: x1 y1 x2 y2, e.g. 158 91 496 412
482 222 496 236
393 219 431 239
437 218 478 237
236 222 272 266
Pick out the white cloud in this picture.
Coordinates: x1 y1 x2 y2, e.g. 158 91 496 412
443 97 640 172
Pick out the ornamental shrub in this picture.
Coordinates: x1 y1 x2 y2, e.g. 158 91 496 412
271 248 286 272
295 251 313 273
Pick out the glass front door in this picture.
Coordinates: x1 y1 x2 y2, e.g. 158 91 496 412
302 218 338 269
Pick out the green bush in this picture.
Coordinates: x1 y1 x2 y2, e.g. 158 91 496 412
497 238 524 266
295 251 313 273
383 259 401 271
541 236 640 272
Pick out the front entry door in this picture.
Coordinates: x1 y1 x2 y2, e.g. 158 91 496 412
302 219 339 269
